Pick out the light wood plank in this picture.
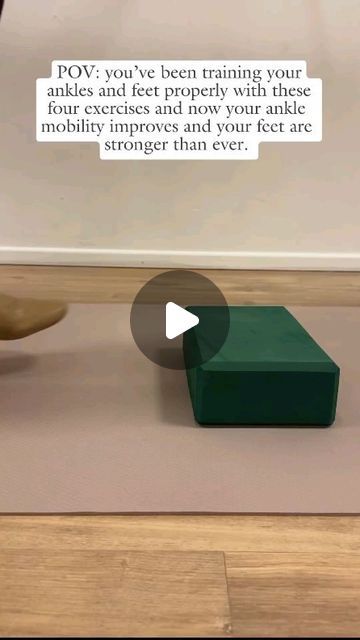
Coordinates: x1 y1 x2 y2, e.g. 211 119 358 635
1 516 359 553
0 550 231 637
226 552 360 637
1 265 359 305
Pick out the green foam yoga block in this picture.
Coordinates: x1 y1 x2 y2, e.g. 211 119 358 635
183 306 340 426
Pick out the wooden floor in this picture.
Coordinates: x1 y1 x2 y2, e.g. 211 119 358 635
1 264 360 305
1 516 360 637
1 266 360 637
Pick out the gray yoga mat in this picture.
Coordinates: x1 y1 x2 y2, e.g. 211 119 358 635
0 304 358 513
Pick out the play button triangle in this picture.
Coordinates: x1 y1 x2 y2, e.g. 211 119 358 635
165 302 199 340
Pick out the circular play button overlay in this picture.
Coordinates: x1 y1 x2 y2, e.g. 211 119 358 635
130 269 230 370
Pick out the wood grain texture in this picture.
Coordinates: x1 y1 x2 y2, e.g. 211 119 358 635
226 552 360 637
1 265 360 305
1 516 360 553
0 550 231 637
1 516 360 636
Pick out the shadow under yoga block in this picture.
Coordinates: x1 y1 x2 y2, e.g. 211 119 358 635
184 306 340 426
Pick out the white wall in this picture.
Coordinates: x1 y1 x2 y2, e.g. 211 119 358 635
1 0 359 270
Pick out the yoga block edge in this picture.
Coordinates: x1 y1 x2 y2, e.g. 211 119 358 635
183 306 340 427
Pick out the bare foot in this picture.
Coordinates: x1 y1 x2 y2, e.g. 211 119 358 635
0 293 67 339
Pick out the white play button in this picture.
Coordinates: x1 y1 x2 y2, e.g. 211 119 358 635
165 302 199 340
131 270 229 369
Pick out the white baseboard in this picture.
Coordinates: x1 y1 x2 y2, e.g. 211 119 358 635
1 246 360 270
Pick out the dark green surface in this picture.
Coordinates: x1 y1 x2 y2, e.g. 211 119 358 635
183 306 340 426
